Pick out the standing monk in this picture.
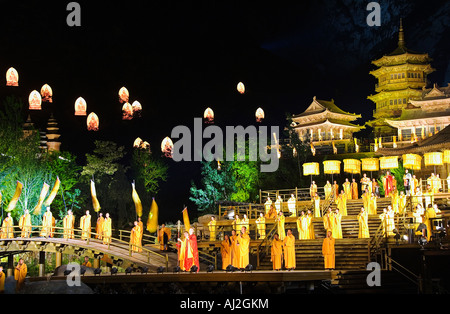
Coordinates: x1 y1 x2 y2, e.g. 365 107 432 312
255 212 266 239
383 171 394 197
130 221 142 252
336 191 347 216
237 226 250 269
102 213 112 245
276 211 286 240
184 227 199 272
283 229 296 270
230 230 240 268
358 207 370 238
96 213 104 240
40 207 53 237
332 180 339 199
80 210 91 240
0 266 4 293
1 213 13 239
158 224 171 251
208 216 217 241
176 231 188 271
324 181 332 200
220 234 231 270
63 210 75 239
313 192 321 217
343 178 352 200
19 210 31 238
270 233 283 270
310 181 318 198
14 258 27 291
351 178 358 200
322 230 335 270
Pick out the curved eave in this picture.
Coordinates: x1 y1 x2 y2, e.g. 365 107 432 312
293 119 365 131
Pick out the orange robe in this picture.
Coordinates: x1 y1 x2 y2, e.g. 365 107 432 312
80 214 91 240
237 232 250 269
102 217 112 245
1 217 13 238
230 234 240 268
343 182 352 200
40 211 53 237
14 263 27 290
322 236 335 269
307 213 315 239
283 234 296 269
220 239 231 269
351 182 358 199
158 227 171 250
96 216 104 239
177 238 187 270
130 224 142 252
0 271 4 293
271 238 283 270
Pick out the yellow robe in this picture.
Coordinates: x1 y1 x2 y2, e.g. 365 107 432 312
336 194 347 216
14 263 27 290
287 197 296 217
40 211 53 237
130 224 142 252
241 218 250 234
63 214 75 239
96 216 104 239
271 238 283 270
102 217 112 245
0 271 4 293
362 192 371 213
322 236 335 269
391 191 399 214
256 216 266 239
277 215 285 240
424 208 437 241
283 234 296 269
231 234 240 268
323 213 332 232
333 213 343 239
19 214 31 238
307 213 315 239
370 195 377 215
1 217 13 238
310 184 317 198
208 220 217 240
297 215 308 240
233 218 241 235
80 214 91 240
313 196 321 217
358 211 370 238
237 232 250 269
324 183 332 200
343 182 352 200
399 194 406 215
221 239 231 269
178 238 187 270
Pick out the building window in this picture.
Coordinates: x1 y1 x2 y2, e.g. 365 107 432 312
402 73 405 79
403 98 407 104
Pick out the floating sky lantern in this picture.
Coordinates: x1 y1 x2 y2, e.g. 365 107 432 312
6 67 18 86
132 100 142 118
87 112 99 131
119 86 129 103
203 107 214 124
75 97 87 116
255 108 264 123
133 137 150 150
237 82 245 94
28 90 42 110
40 84 53 103
122 102 133 120
161 136 173 158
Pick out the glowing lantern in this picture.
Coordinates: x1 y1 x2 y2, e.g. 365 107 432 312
40 84 53 103
134 137 143 148
28 90 42 110
255 108 265 123
74 97 87 116
161 137 173 158
323 160 341 174
444 150 450 164
424 152 443 167
303 162 319 176
6 67 18 86
203 107 214 124
87 112 99 131
118 86 129 103
343 159 361 174
361 158 379 171
379 156 399 170
122 102 133 120
132 100 142 117
402 154 422 170
237 82 245 94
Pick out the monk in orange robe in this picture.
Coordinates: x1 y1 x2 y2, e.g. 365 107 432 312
230 230 240 268
63 210 75 239
80 210 91 240
322 230 335 270
14 258 27 291
102 213 112 245
265 204 277 219
351 178 358 199
220 234 232 270
283 229 296 270
130 221 143 252
0 266 5 293
96 213 104 239
19 210 31 238
158 224 171 251
332 181 339 199
177 231 188 271
237 226 250 269
1 213 14 239
184 227 199 272
271 233 283 270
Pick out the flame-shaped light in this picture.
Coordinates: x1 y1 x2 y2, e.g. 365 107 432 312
237 82 245 94
203 107 214 124
132 100 142 118
6 67 19 86
118 86 129 103
75 97 87 116
87 112 99 131
161 137 173 158
40 84 53 103
122 102 133 120
255 107 264 122
28 90 42 110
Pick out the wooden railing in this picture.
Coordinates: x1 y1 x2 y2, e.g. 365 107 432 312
256 223 278 267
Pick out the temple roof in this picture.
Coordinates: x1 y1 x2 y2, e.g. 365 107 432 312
292 118 364 130
292 96 361 119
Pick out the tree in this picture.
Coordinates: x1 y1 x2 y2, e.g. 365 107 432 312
131 148 168 196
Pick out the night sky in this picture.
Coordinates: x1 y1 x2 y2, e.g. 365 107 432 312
0 1 449 222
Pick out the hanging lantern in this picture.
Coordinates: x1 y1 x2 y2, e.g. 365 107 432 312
122 102 133 120
424 152 443 167
255 108 265 123
343 159 361 174
40 84 53 103
237 82 245 94
6 67 18 86
203 107 214 124
161 136 173 158
323 160 341 174
74 97 87 116
303 162 319 176
443 150 450 164
361 158 379 171
379 156 399 170
87 112 99 131
132 100 142 117
118 86 129 103
133 137 143 148
28 90 42 110
402 154 422 170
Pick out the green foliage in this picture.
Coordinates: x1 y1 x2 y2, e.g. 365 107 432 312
81 140 125 182
377 160 406 196
131 148 168 196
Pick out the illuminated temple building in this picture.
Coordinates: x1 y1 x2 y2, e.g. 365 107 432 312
366 19 435 137
290 96 364 153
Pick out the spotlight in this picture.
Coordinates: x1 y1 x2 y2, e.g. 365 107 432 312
190 265 198 273
206 265 214 273
418 236 428 248
140 266 149 274
244 264 253 273
225 264 237 273
80 266 87 276
111 267 118 275
94 268 102 276
157 266 165 274
393 229 401 245
125 267 133 275
173 266 181 273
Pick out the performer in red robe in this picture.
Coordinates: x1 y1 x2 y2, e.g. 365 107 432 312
184 228 200 272
384 171 394 197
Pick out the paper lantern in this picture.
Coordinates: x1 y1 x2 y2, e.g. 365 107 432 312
28 90 42 110
74 97 87 116
132 100 142 117
323 160 341 174
237 82 245 94
424 152 443 166
361 158 379 171
444 150 450 164
255 108 264 122
204 107 214 124
379 156 399 170
343 159 361 174
40 84 53 103
402 154 422 170
303 162 319 176
134 137 143 148
161 137 173 158
87 112 99 131
122 102 133 120
6 67 18 86
118 86 129 103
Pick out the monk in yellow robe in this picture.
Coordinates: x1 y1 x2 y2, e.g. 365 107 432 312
333 209 343 239
369 192 377 215
0 266 4 293
233 214 241 235
51 216 56 238
230 230 240 268
271 233 283 270
237 227 250 269
322 230 335 270
351 178 358 199
335 191 347 216
265 204 277 219
255 213 266 239
264 197 272 215
14 258 27 291
391 190 399 214
324 181 332 200
1 213 14 239
158 224 171 251
411 175 418 196
296 211 308 240
323 208 333 231
63 210 75 239
177 231 188 271
130 221 142 252
343 178 352 200
310 181 317 198
276 211 285 240
423 204 437 242
362 189 371 213
241 214 250 234
307 209 315 239
208 216 217 241
358 207 370 238
96 213 104 239
102 213 112 245
19 210 31 238
220 235 231 269
82 256 92 267
399 191 406 215
40 207 53 237
313 193 321 217
287 194 297 217
283 229 296 270
138 217 144 245
79 210 91 240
